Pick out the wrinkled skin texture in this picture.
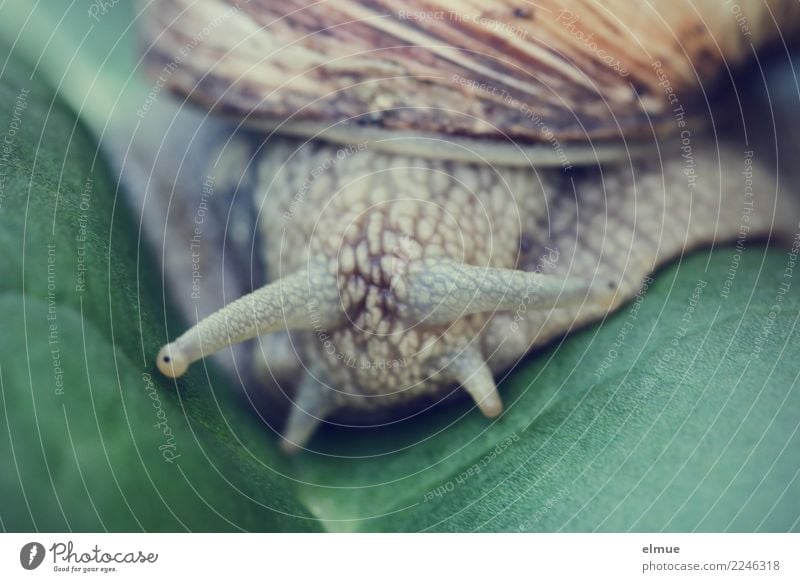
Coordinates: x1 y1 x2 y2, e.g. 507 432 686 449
149 114 794 451
143 0 800 452
235 136 790 437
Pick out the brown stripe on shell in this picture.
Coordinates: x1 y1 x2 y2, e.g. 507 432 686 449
140 0 800 143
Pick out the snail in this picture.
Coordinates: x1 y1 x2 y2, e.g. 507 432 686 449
140 0 800 453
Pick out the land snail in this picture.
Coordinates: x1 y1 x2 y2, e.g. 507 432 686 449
141 0 800 453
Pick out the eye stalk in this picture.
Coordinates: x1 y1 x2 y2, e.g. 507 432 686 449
157 343 190 378
405 259 610 324
154 262 340 379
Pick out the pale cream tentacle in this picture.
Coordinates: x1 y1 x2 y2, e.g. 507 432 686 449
280 369 337 454
444 346 503 418
157 262 340 378
405 259 604 325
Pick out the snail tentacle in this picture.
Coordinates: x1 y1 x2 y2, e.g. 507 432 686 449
444 346 502 418
280 370 337 454
156 262 340 378
405 260 602 325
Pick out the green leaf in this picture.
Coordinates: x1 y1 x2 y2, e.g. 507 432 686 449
0 41 320 532
288 249 800 532
0 0 142 136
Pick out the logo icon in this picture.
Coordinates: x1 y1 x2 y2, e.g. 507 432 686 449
20 542 45 570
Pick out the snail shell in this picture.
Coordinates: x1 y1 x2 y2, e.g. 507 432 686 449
143 0 800 452
143 0 798 144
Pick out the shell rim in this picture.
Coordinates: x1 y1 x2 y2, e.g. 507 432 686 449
237 117 657 167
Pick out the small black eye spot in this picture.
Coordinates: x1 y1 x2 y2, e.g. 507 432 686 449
607 281 616 290
163 356 171 363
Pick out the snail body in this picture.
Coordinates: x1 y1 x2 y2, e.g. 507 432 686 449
145 1 800 452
